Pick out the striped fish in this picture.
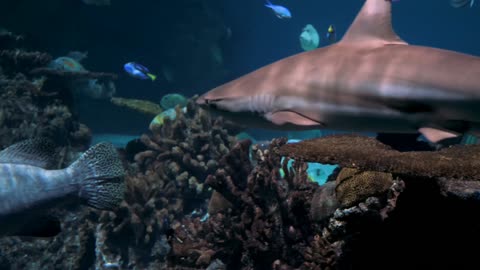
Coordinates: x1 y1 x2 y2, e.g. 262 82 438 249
0 139 125 237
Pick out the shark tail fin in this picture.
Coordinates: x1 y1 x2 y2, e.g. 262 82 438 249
147 73 157 81
68 142 126 210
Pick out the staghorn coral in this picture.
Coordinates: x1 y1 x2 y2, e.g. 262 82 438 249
76 99 240 269
111 96 163 115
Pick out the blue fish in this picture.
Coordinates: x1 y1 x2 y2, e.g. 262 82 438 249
450 0 475 8
124 62 157 81
264 0 291 19
326 24 337 44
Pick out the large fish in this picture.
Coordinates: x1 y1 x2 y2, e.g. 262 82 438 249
197 0 480 143
0 139 125 237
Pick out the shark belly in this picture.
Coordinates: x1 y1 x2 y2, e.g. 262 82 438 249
271 95 418 132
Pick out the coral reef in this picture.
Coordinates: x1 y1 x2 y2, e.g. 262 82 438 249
2 80 480 270
0 208 97 270
110 96 163 115
0 99 240 269
0 60 91 149
278 134 480 181
0 51 51 75
169 138 341 269
86 100 243 268
335 168 393 208
31 62 117 100
278 134 480 269
30 68 118 80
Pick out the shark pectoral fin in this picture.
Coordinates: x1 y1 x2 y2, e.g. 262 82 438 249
266 111 325 126
418 127 460 143
340 0 407 46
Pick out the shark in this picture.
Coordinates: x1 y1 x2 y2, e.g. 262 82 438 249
196 0 480 143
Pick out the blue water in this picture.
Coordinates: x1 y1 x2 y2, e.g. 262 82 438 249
0 0 478 139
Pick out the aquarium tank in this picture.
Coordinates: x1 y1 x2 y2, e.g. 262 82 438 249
0 0 480 269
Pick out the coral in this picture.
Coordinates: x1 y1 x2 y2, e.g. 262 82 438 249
30 68 117 80
5 126 480 269
310 181 339 222
82 99 238 269
207 191 232 215
0 73 89 149
0 208 97 270
335 168 393 208
111 97 163 115
169 138 341 269
278 134 480 181
0 98 238 269
27 54 118 100
0 50 51 75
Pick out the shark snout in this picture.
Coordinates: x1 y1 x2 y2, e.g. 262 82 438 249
195 95 223 111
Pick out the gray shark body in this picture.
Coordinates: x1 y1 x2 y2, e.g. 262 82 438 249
197 0 480 142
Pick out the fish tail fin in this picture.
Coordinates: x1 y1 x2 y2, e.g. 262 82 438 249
265 0 273 7
147 73 157 81
68 142 126 210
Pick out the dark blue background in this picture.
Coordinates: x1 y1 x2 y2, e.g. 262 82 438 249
0 0 478 139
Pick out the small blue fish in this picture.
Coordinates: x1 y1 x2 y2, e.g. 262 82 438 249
124 62 157 81
265 0 291 19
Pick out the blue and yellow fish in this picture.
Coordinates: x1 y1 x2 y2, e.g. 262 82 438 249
124 62 157 81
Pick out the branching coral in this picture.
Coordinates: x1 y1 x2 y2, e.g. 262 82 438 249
79 99 240 269
169 138 340 269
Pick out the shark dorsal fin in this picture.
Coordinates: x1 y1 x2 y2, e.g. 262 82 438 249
340 0 407 46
